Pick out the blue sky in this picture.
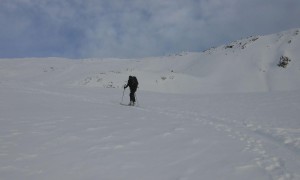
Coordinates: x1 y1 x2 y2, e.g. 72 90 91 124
1 0 300 59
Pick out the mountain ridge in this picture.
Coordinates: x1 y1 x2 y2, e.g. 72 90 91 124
0 28 299 94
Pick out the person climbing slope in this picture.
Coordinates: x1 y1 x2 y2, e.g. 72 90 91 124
124 76 139 106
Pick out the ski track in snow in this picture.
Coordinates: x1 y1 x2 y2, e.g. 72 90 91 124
147 107 300 180
1 85 300 180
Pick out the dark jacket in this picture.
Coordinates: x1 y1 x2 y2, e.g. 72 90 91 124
124 76 138 91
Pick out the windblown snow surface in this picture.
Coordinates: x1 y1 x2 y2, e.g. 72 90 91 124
1 29 300 180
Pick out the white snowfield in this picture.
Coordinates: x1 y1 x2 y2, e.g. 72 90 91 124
1 29 300 180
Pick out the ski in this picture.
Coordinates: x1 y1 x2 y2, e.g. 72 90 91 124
120 103 135 106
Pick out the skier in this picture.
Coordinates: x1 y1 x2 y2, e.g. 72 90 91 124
124 76 138 106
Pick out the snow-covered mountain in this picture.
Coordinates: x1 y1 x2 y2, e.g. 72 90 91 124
1 28 300 94
1 29 300 180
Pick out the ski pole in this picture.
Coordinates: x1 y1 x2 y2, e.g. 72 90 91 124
135 92 139 106
121 88 125 103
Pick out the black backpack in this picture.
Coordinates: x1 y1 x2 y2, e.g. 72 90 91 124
130 76 138 88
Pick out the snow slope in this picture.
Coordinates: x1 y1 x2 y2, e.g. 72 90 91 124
1 29 300 94
1 86 300 180
1 28 300 180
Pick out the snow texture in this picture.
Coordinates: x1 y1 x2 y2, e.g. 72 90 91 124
1 28 300 180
